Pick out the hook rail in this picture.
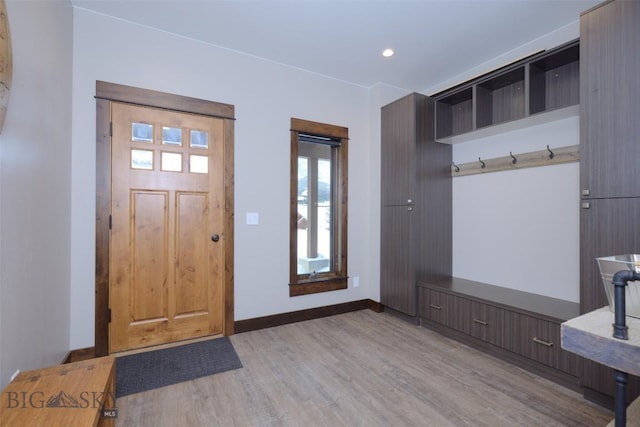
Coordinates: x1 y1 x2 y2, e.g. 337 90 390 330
450 145 579 177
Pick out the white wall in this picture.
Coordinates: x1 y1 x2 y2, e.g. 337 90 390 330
0 0 73 388
451 122 580 302
70 8 375 348
425 22 581 302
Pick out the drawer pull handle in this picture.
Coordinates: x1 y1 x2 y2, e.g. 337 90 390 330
473 319 488 326
429 304 441 310
533 337 553 347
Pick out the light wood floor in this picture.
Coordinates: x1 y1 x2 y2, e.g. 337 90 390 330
116 310 612 426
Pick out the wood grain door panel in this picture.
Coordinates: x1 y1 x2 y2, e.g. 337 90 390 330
505 311 577 375
580 0 640 199
380 96 416 206
175 191 211 316
131 190 169 321
420 288 443 324
380 205 415 315
420 288 472 334
579 197 640 396
580 198 640 313
470 302 505 347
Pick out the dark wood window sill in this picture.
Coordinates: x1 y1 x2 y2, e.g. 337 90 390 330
289 277 348 297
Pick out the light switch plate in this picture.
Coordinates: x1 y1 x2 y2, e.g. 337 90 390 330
246 212 259 225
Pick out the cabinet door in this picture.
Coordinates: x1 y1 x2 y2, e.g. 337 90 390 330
381 94 418 206
448 294 472 335
580 198 640 314
580 197 640 398
470 302 505 347
380 205 415 315
419 288 471 333
581 359 640 402
420 288 448 325
580 0 640 198
506 311 578 376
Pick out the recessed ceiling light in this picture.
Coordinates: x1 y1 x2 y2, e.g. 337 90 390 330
382 48 394 58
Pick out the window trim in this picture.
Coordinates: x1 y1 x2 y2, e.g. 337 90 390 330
290 118 348 297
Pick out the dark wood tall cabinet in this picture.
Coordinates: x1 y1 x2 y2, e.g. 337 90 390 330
580 0 640 200
579 0 640 405
380 93 452 317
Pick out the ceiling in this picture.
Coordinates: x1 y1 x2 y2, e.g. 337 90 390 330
70 0 600 92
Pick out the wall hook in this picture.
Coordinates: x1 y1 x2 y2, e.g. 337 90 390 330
452 162 460 173
479 157 486 169
547 145 555 160
510 151 517 164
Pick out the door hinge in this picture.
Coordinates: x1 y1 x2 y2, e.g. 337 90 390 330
107 308 112 323
109 214 112 230
109 122 113 137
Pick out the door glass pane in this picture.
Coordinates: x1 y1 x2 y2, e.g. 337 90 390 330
190 155 208 174
161 152 182 172
132 123 153 143
162 127 182 145
190 130 208 149
131 149 153 170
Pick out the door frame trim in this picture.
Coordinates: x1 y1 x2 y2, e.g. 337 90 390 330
94 81 235 356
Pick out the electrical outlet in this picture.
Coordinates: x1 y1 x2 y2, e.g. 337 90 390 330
353 276 360 288
10 369 19 382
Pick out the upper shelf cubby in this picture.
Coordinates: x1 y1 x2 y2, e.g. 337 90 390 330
433 40 579 144
476 67 525 129
529 43 579 115
435 87 473 140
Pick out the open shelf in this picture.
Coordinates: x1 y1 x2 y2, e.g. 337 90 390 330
433 40 579 144
476 67 525 128
437 104 578 145
435 88 473 139
529 43 580 115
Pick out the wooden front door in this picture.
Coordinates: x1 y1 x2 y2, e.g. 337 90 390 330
109 102 225 353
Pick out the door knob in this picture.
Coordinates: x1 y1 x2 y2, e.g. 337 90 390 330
211 234 220 242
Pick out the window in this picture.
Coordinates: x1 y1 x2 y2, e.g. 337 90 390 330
290 118 348 296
